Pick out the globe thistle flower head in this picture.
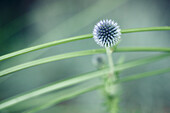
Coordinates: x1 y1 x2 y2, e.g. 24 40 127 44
93 19 121 47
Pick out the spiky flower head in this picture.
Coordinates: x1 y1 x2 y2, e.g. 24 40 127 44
93 19 121 47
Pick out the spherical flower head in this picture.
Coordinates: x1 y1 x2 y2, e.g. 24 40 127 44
93 19 121 47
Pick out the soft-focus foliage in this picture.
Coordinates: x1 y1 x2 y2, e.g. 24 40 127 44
0 0 170 113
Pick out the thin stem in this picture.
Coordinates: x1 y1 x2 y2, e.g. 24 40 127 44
105 47 118 113
0 49 169 78
116 67 170 83
115 47 170 52
106 47 115 79
0 49 105 77
24 85 103 113
24 66 170 113
121 26 170 33
0 69 109 110
0 26 169 61
0 54 169 109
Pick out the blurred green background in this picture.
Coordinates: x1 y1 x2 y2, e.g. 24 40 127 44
0 0 170 113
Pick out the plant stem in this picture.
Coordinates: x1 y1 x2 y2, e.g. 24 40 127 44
105 47 118 113
0 54 169 109
116 67 170 83
106 47 115 79
1 47 170 78
24 85 103 113
0 69 109 110
121 26 170 33
0 26 169 62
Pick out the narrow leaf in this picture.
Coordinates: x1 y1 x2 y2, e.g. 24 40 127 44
0 48 170 77
0 49 105 77
0 34 92 61
115 47 170 52
117 67 170 83
0 54 169 109
0 69 109 110
121 26 170 33
24 85 102 113
0 26 169 61
115 54 170 71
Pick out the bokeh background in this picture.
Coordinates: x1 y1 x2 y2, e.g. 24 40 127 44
0 0 170 113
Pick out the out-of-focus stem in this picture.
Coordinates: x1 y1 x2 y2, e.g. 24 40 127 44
106 47 115 79
105 47 118 113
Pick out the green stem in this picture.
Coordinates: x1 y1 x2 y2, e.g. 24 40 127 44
0 34 92 62
115 47 170 52
0 26 169 61
24 85 102 113
0 49 105 77
106 47 115 79
0 69 109 110
0 49 169 78
23 67 170 113
121 26 170 33
105 47 118 113
0 54 169 110
116 67 170 83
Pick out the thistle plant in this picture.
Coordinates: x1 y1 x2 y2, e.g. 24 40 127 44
0 18 170 113
93 19 121 113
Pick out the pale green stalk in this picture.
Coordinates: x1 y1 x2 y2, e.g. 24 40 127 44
105 47 118 113
116 67 170 83
22 67 170 113
24 85 102 113
0 69 109 110
0 54 169 110
0 27 169 62
0 48 170 78
25 67 170 113
106 47 115 79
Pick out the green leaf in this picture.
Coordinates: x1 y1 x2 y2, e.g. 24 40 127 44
115 53 170 71
0 69 109 110
116 67 170 83
0 54 169 109
0 26 169 61
0 34 92 62
23 85 102 113
121 26 170 33
0 48 170 77
0 49 105 77
115 47 170 52
25 66 170 113
2 0 129 62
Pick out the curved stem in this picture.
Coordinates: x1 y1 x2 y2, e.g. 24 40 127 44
116 67 170 83
0 54 169 110
24 85 102 113
0 48 170 77
121 26 170 33
0 26 169 62
0 34 92 62
115 47 170 52
0 69 109 110
0 49 105 77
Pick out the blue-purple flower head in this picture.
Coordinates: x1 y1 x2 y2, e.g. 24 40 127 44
93 19 121 47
